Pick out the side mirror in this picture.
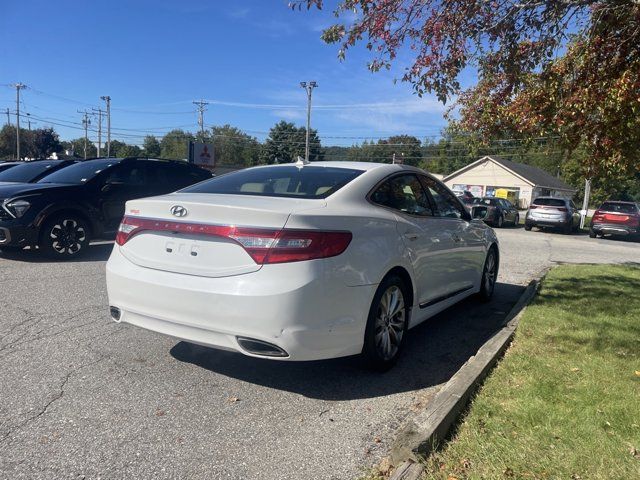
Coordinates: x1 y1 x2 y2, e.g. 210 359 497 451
471 205 488 220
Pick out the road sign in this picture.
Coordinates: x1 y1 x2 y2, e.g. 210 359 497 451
190 142 215 167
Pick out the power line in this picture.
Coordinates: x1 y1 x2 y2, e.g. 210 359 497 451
193 99 209 136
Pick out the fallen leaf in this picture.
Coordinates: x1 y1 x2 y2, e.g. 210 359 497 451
155 408 165 417
635 370 640 377
373 436 382 443
227 397 240 403
460 458 471 469
571 367 580 372
378 457 392 475
504 467 515 477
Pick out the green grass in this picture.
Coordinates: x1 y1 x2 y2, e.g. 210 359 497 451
422 264 640 479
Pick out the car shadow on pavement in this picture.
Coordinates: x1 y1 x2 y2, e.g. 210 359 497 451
0 242 113 263
170 281 525 401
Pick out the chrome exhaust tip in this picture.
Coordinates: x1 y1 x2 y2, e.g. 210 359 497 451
236 337 288 358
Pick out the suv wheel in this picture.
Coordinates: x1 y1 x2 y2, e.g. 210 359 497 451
513 214 520 226
563 221 573 235
589 229 597 238
496 214 504 228
477 247 498 302
524 224 532 231
40 215 90 258
362 275 409 371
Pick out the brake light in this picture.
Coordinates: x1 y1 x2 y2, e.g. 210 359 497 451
115 216 352 264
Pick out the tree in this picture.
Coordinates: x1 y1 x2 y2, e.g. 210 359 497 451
142 135 161 157
295 1 640 177
261 121 322 164
116 144 142 158
60 137 97 158
0 126 63 159
160 129 194 160
211 125 261 166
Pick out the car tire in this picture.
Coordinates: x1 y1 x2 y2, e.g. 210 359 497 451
362 275 409 371
496 214 504 228
477 246 499 302
39 214 90 258
524 224 532 231
563 221 573 235
513 214 520 226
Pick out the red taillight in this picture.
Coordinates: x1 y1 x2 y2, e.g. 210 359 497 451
115 216 352 264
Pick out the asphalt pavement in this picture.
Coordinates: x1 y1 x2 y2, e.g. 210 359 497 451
0 227 638 480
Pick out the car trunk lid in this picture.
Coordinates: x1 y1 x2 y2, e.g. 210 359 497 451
118 193 326 277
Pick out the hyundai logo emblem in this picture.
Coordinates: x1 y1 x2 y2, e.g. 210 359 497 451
170 205 188 217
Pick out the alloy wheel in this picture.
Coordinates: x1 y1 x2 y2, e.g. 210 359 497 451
50 219 86 255
374 285 406 361
483 250 497 297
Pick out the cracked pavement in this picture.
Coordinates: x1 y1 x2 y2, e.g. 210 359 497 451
0 229 638 479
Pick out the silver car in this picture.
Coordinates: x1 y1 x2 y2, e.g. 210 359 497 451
524 197 581 234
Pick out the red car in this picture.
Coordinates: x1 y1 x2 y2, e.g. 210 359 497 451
590 201 640 239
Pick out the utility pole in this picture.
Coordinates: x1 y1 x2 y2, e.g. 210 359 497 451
193 99 209 137
5 108 11 126
78 110 91 159
92 108 104 157
299 81 317 162
14 83 26 160
100 96 111 157
26 113 31 130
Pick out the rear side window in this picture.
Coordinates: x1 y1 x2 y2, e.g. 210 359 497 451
599 202 638 214
533 198 566 207
182 165 363 199
149 163 210 189
370 174 434 216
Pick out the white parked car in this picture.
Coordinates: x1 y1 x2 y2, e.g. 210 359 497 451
106 161 499 370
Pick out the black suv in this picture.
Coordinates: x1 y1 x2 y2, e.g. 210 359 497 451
0 157 212 257
0 159 78 184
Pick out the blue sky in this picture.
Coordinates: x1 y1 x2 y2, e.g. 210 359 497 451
0 0 454 146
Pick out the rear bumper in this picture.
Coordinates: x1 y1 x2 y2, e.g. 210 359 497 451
525 214 569 227
106 246 376 361
591 223 639 236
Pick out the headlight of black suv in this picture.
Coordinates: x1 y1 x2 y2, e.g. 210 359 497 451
3 199 31 218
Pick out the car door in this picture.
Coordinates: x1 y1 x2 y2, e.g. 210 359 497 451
97 161 152 232
420 175 487 295
569 200 581 225
370 173 458 307
500 199 517 223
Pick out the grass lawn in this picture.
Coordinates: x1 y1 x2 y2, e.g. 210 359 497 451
422 264 640 479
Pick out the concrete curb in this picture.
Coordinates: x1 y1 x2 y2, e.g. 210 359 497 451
389 278 542 476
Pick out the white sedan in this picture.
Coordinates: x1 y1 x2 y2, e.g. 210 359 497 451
106 161 498 370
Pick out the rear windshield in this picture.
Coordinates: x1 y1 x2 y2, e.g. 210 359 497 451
533 198 565 207
0 161 62 183
599 202 638 214
181 165 364 199
38 159 120 184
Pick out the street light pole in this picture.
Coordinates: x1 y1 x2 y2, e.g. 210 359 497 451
92 108 104 157
300 81 317 162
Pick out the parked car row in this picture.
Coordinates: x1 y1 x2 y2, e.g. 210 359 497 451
0 158 212 256
456 189 638 241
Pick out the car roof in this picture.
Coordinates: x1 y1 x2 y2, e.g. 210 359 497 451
602 200 637 204
250 161 425 174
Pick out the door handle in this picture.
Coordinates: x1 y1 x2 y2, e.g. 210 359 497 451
404 233 419 241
